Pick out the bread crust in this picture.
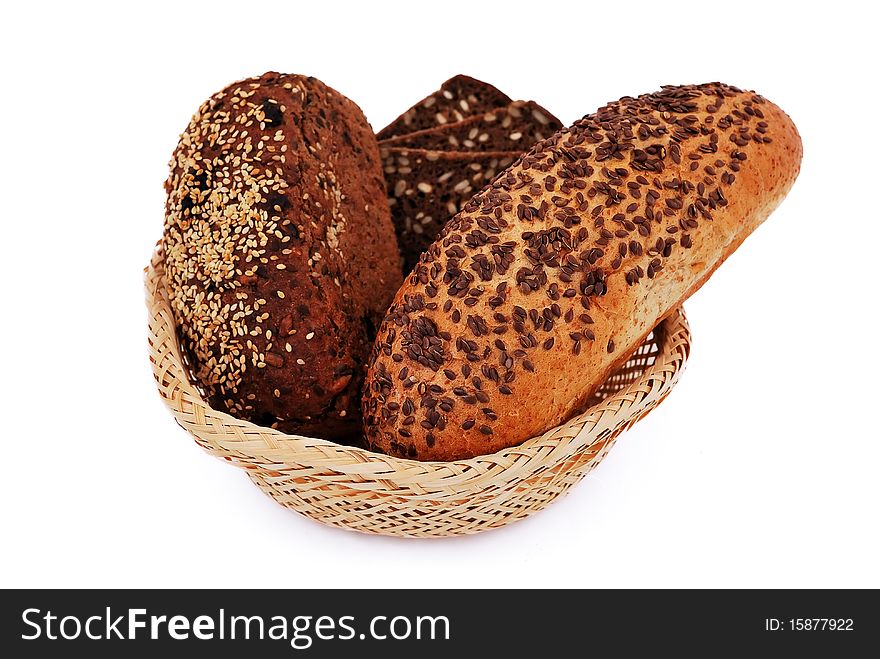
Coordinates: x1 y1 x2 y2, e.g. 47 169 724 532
376 75 511 140
363 82 802 460
379 100 562 153
163 72 401 440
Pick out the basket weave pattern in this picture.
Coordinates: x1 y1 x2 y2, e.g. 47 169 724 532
146 248 690 537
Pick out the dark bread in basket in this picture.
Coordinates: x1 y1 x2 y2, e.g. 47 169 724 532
163 72 401 441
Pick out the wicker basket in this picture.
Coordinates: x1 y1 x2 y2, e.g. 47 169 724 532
146 247 690 537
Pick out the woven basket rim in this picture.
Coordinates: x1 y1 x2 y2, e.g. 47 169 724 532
146 245 690 483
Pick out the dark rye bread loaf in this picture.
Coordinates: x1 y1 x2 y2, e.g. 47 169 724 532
381 148 520 272
376 75 511 140
379 101 562 153
163 72 401 441
363 82 802 461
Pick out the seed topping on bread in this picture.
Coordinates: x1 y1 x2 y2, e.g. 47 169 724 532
165 73 399 437
365 82 788 459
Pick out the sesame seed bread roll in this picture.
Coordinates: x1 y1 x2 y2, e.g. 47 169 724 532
363 82 802 461
163 72 401 441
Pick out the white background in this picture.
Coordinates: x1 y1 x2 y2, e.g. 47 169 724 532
2 1 877 589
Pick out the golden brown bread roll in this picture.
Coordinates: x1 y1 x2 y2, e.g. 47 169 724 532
362 82 802 460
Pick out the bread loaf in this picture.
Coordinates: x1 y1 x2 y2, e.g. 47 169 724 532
376 75 511 140
163 72 401 441
363 82 802 460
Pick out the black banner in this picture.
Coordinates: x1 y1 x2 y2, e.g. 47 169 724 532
1 589 875 656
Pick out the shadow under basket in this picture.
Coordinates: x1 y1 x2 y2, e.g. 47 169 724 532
146 248 691 538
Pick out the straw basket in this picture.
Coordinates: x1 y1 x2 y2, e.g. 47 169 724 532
146 247 690 537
